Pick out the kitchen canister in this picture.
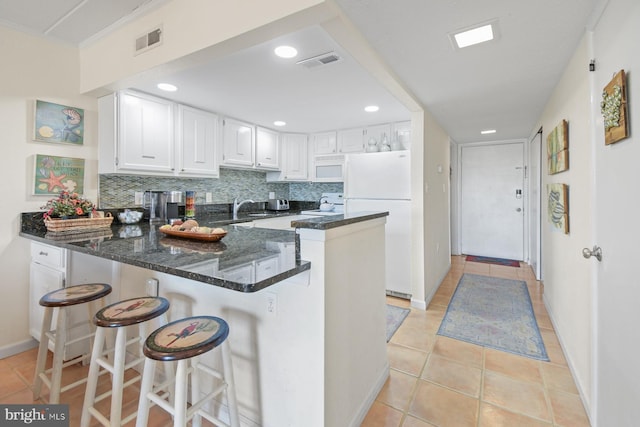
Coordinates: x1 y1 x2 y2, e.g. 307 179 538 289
185 191 196 218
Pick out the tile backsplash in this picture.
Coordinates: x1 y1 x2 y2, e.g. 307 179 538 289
99 169 343 209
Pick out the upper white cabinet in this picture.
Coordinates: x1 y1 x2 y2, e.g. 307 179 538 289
221 117 255 168
99 90 219 177
392 121 411 150
256 126 280 170
337 128 364 153
267 133 308 182
177 105 219 177
364 123 392 147
99 91 175 174
311 131 337 155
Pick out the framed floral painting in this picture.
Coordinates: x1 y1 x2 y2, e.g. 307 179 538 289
33 154 85 195
33 100 84 145
601 70 628 145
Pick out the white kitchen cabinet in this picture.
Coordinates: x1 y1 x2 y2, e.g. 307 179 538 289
392 120 411 150
364 123 392 147
29 242 114 359
266 133 308 182
177 104 219 177
111 90 175 174
311 131 337 155
221 117 255 168
219 262 254 284
256 126 280 170
255 255 279 282
337 127 365 153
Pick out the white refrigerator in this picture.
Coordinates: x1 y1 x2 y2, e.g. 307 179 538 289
344 151 412 298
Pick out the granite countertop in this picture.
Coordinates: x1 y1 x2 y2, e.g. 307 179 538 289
19 210 388 293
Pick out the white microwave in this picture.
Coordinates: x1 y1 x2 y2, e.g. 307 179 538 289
313 154 345 182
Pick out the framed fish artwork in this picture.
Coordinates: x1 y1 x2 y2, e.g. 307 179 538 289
33 100 84 145
33 154 85 195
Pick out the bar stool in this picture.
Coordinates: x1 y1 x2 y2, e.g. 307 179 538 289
136 316 240 427
33 283 112 404
81 296 170 427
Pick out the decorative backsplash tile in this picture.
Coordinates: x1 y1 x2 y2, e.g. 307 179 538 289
99 169 343 208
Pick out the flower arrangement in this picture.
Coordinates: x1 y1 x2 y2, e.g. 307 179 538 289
41 191 96 219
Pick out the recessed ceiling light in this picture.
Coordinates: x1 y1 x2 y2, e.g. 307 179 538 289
450 20 499 49
274 46 298 59
364 105 379 113
481 129 497 135
157 83 177 92
273 121 286 127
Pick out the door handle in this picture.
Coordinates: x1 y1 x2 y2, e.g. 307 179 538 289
582 245 602 262
516 208 522 212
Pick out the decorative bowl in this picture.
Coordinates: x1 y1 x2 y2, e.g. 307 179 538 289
319 202 335 212
118 210 143 224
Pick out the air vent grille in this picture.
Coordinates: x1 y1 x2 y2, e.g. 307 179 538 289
297 51 342 69
135 26 162 55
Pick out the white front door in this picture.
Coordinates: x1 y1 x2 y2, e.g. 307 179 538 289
460 142 525 260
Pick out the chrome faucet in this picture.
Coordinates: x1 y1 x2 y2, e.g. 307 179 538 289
233 197 255 219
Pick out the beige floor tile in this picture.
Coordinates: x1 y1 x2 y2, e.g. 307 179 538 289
548 389 591 427
390 323 436 353
431 336 484 369
401 415 437 426
387 343 428 377
361 401 404 427
484 348 543 384
541 363 579 394
421 354 482 398
482 370 551 421
409 380 479 427
479 402 552 427
0 387 37 405
387 296 411 308
463 262 491 275
0 365 30 400
376 369 419 411
489 265 521 279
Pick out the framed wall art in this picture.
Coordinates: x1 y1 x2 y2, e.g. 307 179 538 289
33 100 84 145
547 183 569 234
601 69 628 145
547 120 569 175
33 154 85 195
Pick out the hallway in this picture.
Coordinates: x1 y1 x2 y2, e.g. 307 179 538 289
362 255 591 426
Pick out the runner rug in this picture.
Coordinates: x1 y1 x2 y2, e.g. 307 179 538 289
437 273 549 361
386 304 410 342
465 255 521 267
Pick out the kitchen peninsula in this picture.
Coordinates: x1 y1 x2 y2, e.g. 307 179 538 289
20 210 389 427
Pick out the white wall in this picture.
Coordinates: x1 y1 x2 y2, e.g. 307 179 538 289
0 27 100 353
534 35 593 408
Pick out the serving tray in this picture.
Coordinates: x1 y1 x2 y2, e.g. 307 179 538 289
159 228 227 242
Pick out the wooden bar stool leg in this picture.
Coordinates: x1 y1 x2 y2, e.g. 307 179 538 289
80 327 106 427
174 359 189 427
33 306 54 400
221 340 240 427
135 358 156 427
109 327 128 426
49 307 68 404
191 356 202 427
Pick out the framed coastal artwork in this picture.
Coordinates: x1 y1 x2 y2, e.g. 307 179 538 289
33 154 85 195
33 100 84 145
547 183 569 234
601 69 628 145
547 120 568 175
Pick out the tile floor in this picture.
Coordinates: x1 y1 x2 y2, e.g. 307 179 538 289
0 256 590 426
362 256 591 427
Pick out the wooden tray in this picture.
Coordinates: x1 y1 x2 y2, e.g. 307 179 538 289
44 213 113 234
159 228 227 242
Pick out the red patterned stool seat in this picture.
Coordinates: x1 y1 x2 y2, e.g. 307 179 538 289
39 283 112 307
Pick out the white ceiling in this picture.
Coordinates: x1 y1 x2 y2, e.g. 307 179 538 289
0 0 601 142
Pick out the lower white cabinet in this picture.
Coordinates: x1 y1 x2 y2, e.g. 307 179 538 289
29 242 114 359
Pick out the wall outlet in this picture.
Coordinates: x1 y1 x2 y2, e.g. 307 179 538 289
266 292 277 315
205 192 212 203
146 278 159 296
135 192 144 205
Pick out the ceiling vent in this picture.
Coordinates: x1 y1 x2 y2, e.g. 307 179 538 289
134 26 162 55
296 51 342 69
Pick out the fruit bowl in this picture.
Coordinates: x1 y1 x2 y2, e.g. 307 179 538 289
158 227 227 242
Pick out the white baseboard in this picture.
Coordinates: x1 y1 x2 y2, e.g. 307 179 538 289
349 361 390 427
0 338 38 359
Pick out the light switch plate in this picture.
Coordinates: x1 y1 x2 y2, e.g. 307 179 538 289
135 192 144 205
205 192 212 203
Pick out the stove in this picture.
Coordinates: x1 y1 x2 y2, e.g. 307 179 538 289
300 192 344 216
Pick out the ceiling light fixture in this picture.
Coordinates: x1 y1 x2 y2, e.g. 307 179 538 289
450 20 499 49
481 129 497 135
364 105 379 113
273 121 286 127
157 83 177 92
274 46 298 59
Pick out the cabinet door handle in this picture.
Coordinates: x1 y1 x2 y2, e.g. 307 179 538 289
39 251 48 256
142 155 156 159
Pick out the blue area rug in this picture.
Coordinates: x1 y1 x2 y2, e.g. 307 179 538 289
437 274 549 361
386 304 410 342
